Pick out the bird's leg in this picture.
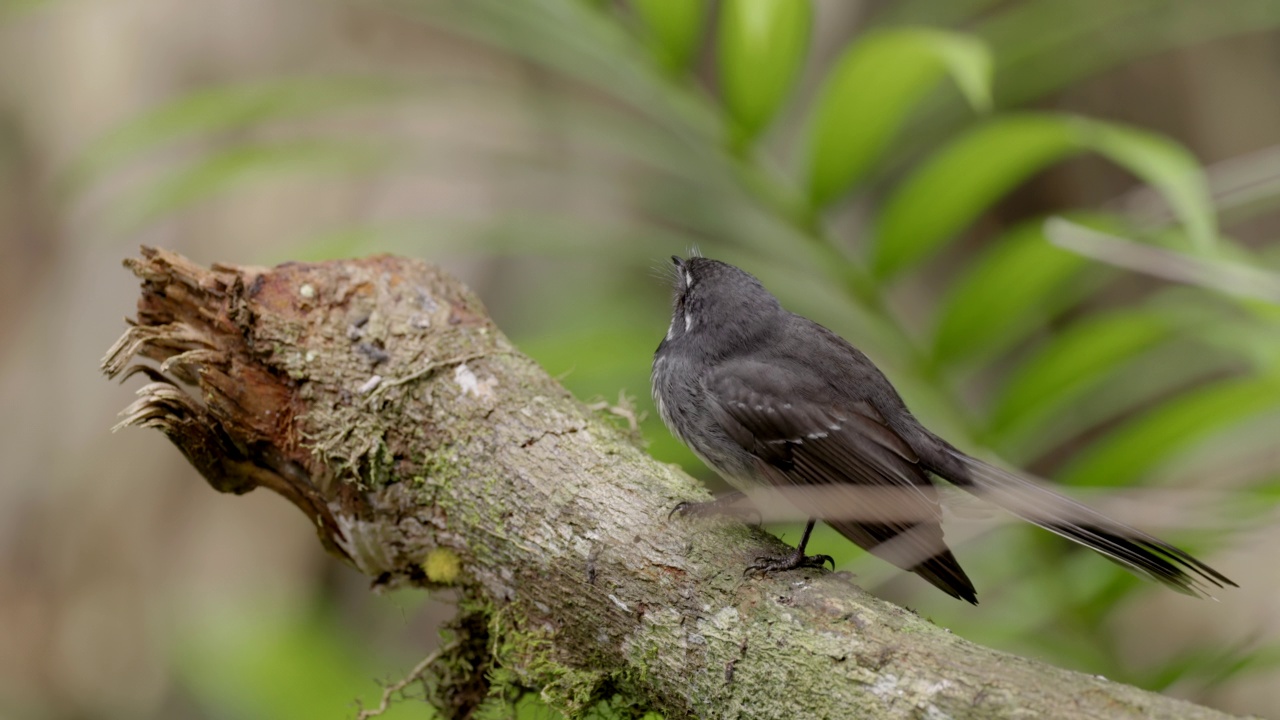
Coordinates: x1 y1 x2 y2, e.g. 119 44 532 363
745 519 833 575
668 491 760 525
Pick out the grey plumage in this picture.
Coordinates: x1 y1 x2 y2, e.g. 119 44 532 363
652 256 1234 603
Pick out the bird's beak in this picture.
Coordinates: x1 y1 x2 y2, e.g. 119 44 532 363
671 255 685 268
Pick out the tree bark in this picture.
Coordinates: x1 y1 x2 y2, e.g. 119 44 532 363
102 248 1246 720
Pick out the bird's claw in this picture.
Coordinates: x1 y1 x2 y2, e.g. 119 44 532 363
667 493 759 525
744 551 834 577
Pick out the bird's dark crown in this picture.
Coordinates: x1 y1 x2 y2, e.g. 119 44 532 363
660 256 783 355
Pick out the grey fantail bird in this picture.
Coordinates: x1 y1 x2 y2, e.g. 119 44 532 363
651 255 1234 603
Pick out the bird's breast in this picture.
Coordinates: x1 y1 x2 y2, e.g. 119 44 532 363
650 353 681 438
650 353 764 491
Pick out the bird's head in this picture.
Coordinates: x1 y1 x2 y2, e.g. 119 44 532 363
659 256 783 356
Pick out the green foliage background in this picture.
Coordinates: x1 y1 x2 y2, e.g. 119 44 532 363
6 0 1280 717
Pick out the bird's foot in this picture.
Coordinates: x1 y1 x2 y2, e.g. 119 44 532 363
668 492 759 525
744 547 834 576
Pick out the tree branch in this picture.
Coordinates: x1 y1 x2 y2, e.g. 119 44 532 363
102 248 1242 719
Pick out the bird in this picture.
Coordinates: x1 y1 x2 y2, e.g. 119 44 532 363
650 255 1235 603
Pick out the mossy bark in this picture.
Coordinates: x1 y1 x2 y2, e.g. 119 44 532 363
102 248 1246 720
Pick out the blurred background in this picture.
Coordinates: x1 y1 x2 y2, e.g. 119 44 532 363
3 0 1280 717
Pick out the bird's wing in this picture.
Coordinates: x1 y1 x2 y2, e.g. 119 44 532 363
703 360 977 602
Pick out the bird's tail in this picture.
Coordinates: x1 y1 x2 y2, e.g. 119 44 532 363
947 450 1235 598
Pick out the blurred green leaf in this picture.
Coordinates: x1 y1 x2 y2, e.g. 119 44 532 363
1144 642 1280 692
984 308 1174 444
1196 315 1280 374
717 0 811 148
419 0 723 145
1058 374 1280 486
293 214 703 267
62 76 411 197
113 139 395 231
982 0 1280 109
998 337 1233 464
805 27 991 206
931 215 1109 366
1082 127 1215 252
178 606 432 720
887 1 1280 176
873 115 1077 278
519 325 657 405
979 0 1151 107
873 0 1008 26
630 0 707 74
1143 284 1280 374
1047 218 1280 303
873 114 1216 278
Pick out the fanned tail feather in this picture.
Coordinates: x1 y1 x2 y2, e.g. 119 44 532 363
949 451 1235 598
